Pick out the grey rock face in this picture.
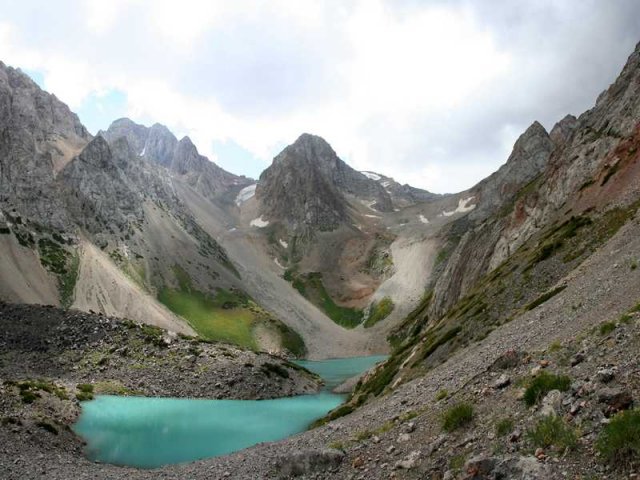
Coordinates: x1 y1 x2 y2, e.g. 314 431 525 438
58 136 144 235
0 61 91 230
100 118 251 202
256 133 393 236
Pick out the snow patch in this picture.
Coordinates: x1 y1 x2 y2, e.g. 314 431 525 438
381 181 391 188
419 214 429 224
274 258 285 269
228 227 237 232
235 184 257 206
279 239 288 249
441 197 476 217
139 144 146 157
361 171 381 181
360 199 377 211
364 214 380 218
250 216 269 228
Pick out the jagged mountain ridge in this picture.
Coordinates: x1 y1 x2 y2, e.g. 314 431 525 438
99 118 253 204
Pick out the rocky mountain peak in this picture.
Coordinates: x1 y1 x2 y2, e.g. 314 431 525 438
256 133 395 237
100 118 249 201
469 121 552 220
549 114 578 147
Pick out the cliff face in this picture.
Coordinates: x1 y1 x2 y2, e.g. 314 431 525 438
0 62 91 230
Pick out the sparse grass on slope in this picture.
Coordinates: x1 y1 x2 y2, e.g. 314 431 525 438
364 297 394 328
286 271 363 328
159 265 306 354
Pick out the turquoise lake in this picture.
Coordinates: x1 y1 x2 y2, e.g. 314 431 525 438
73 355 387 468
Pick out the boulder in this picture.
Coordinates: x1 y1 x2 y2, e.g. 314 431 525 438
275 448 344 477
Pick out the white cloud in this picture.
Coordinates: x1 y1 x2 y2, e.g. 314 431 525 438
0 0 638 193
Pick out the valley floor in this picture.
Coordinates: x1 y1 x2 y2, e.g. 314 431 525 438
1 215 639 479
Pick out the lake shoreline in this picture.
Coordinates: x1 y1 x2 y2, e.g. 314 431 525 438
0 303 385 479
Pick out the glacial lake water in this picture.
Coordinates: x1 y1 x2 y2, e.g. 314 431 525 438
73 355 387 468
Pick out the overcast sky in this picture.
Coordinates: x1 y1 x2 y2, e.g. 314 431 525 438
1 1 639 193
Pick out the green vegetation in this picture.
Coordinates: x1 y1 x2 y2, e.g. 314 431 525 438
261 362 290 379
523 371 571 406
159 265 305 353
526 216 592 269
35 420 59 435
599 321 617 336
435 389 449 401
286 272 363 328
527 415 577 452
0 226 10 234
597 409 640 467
76 383 95 401
38 238 71 275
449 454 466 471
94 380 140 396
524 286 567 311
419 326 462 361
271 320 306 357
159 266 257 348
495 417 514 437
364 297 394 328
7 379 68 403
60 252 79 308
441 402 474 432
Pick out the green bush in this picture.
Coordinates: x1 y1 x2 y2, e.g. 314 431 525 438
495 417 514 437
527 415 577 452
442 403 474 432
77 383 94 393
597 409 640 467
435 389 449 401
599 321 617 336
76 383 94 401
523 372 571 406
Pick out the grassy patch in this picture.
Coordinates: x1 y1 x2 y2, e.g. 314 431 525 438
94 380 140 396
527 415 577 452
442 403 474 432
13 379 68 403
158 266 257 348
60 251 79 308
436 389 449 401
523 372 571 406
287 272 363 328
599 321 617 336
38 238 70 275
496 417 514 437
364 297 394 328
597 409 640 467
524 285 567 311
76 383 94 401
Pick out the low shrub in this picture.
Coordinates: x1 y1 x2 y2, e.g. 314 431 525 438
527 415 577 452
523 372 571 406
435 389 449 401
441 402 474 432
599 321 617 336
495 417 514 437
597 409 640 467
